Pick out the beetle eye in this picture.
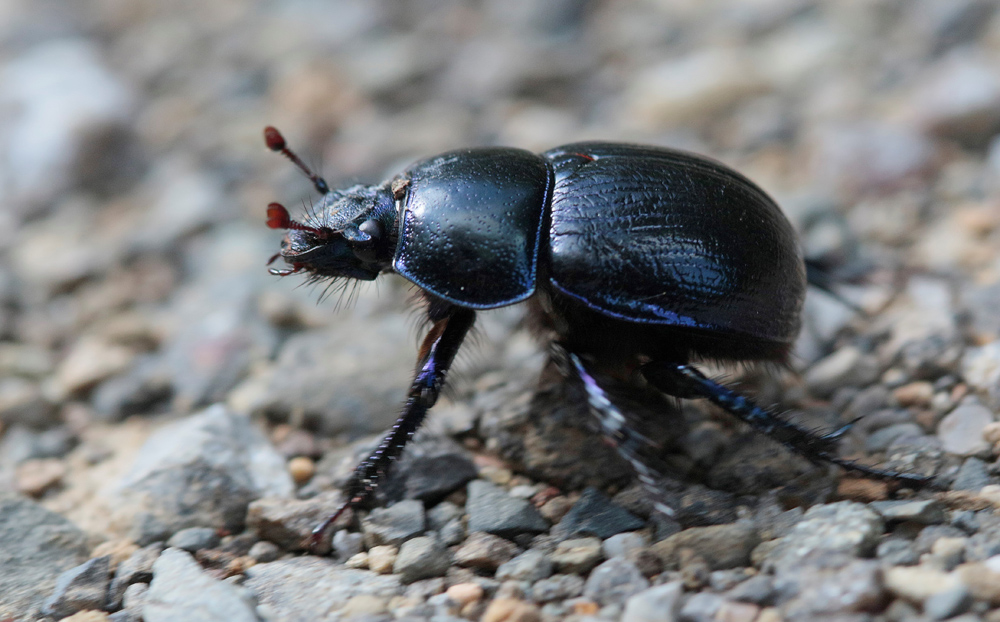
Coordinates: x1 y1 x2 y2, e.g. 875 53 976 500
359 219 383 242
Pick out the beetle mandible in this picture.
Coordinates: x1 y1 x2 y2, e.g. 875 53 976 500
263 127 927 545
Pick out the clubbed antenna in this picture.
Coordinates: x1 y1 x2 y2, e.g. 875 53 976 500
264 126 331 195
266 202 322 234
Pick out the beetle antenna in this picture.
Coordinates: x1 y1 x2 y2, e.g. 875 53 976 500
264 126 331 195
266 202 324 235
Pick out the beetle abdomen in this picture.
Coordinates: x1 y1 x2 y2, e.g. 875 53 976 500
394 148 551 308
543 142 805 347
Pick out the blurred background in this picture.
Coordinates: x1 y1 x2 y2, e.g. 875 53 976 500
2 0 1000 610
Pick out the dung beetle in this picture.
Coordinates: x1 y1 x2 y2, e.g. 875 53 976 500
263 127 929 545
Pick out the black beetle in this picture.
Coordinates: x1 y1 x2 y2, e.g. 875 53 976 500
263 127 927 544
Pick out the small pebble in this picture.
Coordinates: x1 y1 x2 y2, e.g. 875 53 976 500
454 531 519 571
621 582 683 622
496 549 554 582
924 585 973 621
247 541 280 563
166 527 220 552
367 546 397 574
446 582 484 606
550 537 603 574
884 565 961 602
287 456 315 484
394 536 450 583
344 552 368 570
938 401 993 456
582 557 649 606
481 597 541 622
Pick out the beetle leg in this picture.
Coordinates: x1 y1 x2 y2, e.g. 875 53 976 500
551 343 677 518
310 307 476 550
642 362 933 485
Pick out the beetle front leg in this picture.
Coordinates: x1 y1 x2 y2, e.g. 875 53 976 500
310 306 476 549
552 343 678 518
641 362 932 485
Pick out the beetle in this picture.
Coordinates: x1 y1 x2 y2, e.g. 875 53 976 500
262 127 928 544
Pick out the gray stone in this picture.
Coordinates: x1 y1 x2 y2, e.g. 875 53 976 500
652 521 759 571
952 457 991 491
0 493 90 620
166 527 220 552
870 500 946 525
453 531 519 571
393 536 450 583
877 538 920 566
764 502 883 572
251 318 417 435
107 542 163 610
246 490 341 553
803 346 880 397
466 480 547 538
726 574 774 605
144 548 259 622
496 549 554 582
244 557 403 620
622 581 682 622
382 441 478 504
439 518 465 547
583 557 650 606
938 400 993 456
361 499 426 548
679 591 723 622
603 532 649 560
41 555 111 618
122 582 149 611
159 241 277 409
924 585 973 620
426 501 463 531
774 558 885 617
92 357 172 421
531 574 585 604
331 530 363 562
556 487 644 539
248 541 281 563
112 405 294 545
865 423 925 453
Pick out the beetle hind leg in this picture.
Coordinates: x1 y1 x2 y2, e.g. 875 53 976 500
552 343 678 518
641 361 933 486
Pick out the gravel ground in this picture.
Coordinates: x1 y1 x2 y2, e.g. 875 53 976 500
2 1 1000 621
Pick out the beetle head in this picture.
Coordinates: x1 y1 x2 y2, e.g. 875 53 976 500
263 126 399 282
266 184 396 281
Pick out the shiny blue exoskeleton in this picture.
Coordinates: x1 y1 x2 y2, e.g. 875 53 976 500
263 129 929 547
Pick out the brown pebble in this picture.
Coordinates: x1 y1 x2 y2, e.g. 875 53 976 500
15 458 66 497
893 381 934 407
225 555 257 577
539 495 574 523
446 582 484 606
837 478 890 502
572 600 600 615
983 422 1000 446
60 612 110 622
368 545 398 574
482 598 542 622
288 456 315 484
